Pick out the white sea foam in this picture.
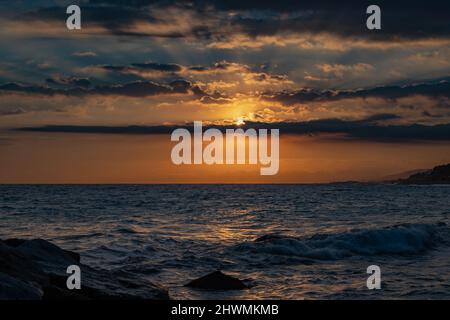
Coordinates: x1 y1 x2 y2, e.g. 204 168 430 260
235 223 447 260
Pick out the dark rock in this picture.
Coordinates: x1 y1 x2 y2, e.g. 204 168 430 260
42 284 89 300
7 238 81 264
0 241 49 285
185 271 248 290
13 239 80 274
0 238 169 300
3 238 27 247
0 272 43 300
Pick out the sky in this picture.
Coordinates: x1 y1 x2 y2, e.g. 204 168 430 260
0 0 449 183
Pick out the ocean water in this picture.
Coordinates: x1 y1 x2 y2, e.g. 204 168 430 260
0 184 449 299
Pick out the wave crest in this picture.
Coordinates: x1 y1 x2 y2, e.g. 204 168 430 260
235 223 447 260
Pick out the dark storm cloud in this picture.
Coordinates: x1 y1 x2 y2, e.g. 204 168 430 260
21 4 156 32
99 61 248 76
15 114 450 142
68 78 92 88
46 77 92 88
131 62 183 72
16 124 178 134
169 79 203 94
422 111 444 119
272 119 450 142
100 62 183 75
0 79 206 97
15 1 450 41
0 105 65 116
212 0 450 40
101 65 128 72
266 81 450 106
250 73 290 83
0 83 63 96
16 2 186 38
0 107 26 116
108 1 450 40
94 81 173 96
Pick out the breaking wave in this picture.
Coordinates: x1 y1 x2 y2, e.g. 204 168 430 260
234 223 448 260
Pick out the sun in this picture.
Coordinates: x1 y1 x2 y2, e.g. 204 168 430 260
235 117 246 126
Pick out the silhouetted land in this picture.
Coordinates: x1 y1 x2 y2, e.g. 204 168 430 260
396 163 450 184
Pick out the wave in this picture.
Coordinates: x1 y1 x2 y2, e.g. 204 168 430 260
234 223 448 260
115 226 144 234
53 232 104 240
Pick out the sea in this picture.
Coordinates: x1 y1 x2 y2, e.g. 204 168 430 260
1 184 449 299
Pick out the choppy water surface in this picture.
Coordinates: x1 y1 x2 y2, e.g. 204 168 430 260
1 184 449 299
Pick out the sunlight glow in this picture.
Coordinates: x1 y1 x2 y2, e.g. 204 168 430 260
236 117 246 126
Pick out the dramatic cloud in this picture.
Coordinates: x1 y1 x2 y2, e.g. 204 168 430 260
46 76 92 88
7 0 449 45
94 60 293 93
0 79 207 97
15 115 450 142
100 62 183 76
72 51 97 57
315 63 374 79
0 1 449 140
0 107 26 116
98 61 250 77
265 81 450 106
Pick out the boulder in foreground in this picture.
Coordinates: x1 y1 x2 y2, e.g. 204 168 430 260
0 238 169 300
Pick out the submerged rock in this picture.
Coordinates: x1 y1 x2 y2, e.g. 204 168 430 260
185 271 248 290
0 239 169 300
255 234 286 242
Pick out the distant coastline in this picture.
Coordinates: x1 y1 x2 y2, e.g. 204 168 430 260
393 163 450 185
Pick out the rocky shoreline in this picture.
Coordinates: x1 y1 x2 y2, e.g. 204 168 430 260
0 238 169 300
395 163 450 184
